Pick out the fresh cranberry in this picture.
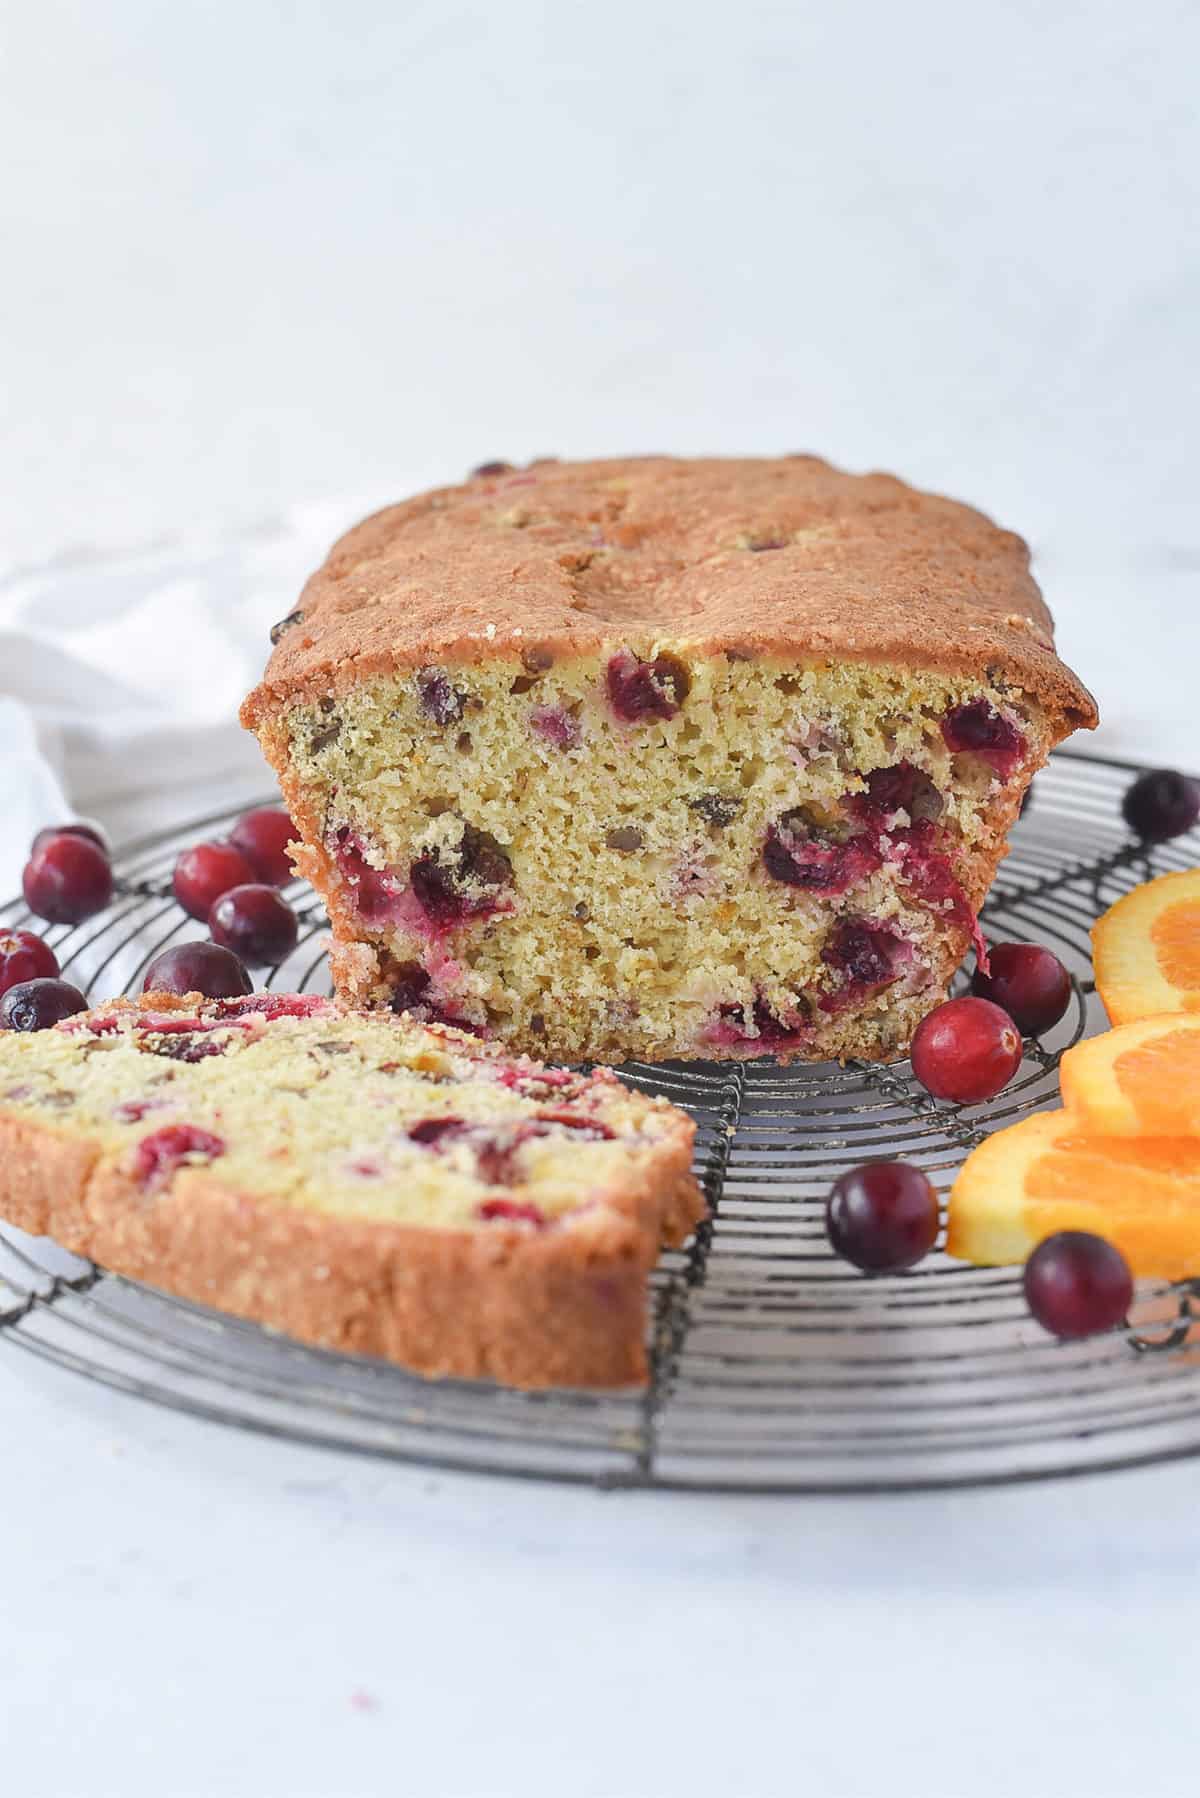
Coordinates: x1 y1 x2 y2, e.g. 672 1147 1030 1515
208 885 299 967
849 763 943 826
941 700 1026 779
0 978 88 1031
826 1161 940 1271
971 942 1071 1036
763 811 882 895
911 996 1022 1103
173 842 257 921
1024 1232 1133 1339
605 650 691 722
0 930 60 997
477 1198 547 1227
1122 769 1200 843
30 822 108 858
416 667 466 726
22 836 114 925
143 942 253 1000
409 826 513 928
229 808 298 886
133 1124 226 1189
529 705 580 749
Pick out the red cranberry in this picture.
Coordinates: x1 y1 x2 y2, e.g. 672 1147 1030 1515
133 1124 226 1189
605 650 691 722
30 822 108 857
1122 769 1200 843
143 942 253 1000
173 842 258 921
971 942 1071 1036
826 1161 940 1271
409 826 513 928
208 885 299 967
477 1198 547 1227
911 997 1022 1103
225 992 331 1021
941 700 1026 779
22 835 114 925
0 930 60 997
1023 1232 1133 1339
229 808 298 886
409 1117 469 1147
529 705 580 750
763 811 882 895
849 763 943 826
822 919 904 988
0 978 88 1031
416 667 467 726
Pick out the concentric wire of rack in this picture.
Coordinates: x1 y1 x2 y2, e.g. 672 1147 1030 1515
2 749 1199 1493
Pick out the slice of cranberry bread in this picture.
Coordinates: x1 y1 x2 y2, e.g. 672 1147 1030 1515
242 455 1096 1064
0 993 703 1387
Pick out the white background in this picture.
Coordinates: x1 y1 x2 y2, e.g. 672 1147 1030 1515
2 3 1199 1794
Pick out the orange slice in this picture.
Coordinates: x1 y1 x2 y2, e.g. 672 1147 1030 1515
946 1108 1200 1277
1093 868 1200 1024
1060 1014 1200 1137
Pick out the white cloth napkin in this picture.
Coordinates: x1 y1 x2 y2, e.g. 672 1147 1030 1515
0 499 377 894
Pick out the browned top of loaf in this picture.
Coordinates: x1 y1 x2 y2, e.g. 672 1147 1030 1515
242 456 1096 729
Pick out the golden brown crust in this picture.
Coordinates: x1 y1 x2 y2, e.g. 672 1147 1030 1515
241 455 1096 735
0 999 706 1389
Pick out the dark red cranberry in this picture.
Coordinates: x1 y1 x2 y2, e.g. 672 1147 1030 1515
409 826 513 928
911 996 1022 1103
763 811 882 895
389 962 432 1015
208 885 299 967
173 842 258 921
30 822 108 857
1122 769 1200 843
477 1198 547 1227
23 835 114 925
1023 1232 1133 1339
941 700 1026 778
529 1111 614 1141
718 995 810 1048
0 978 88 1031
229 808 298 886
850 763 943 825
133 1124 226 1189
971 942 1071 1036
408 1117 469 1147
822 919 904 988
0 930 60 997
605 650 691 722
143 942 253 1000
416 667 467 726
224 992 331 1021
826 1161 940 1272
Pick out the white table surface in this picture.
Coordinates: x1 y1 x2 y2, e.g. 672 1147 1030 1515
3 3 1199 1794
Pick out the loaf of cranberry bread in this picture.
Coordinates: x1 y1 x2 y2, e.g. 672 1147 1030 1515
0 993 702 1387
242 456 1096 1064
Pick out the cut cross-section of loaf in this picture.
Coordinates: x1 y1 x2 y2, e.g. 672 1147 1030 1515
242 455 1096 1064
0 993 703 1388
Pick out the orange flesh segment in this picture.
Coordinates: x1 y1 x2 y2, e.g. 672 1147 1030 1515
1151 898 1200 1002
1113 1027 1200 1134
1023 1128 1200 1276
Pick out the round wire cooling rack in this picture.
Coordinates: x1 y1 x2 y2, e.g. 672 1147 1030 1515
2 748 1200 1493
